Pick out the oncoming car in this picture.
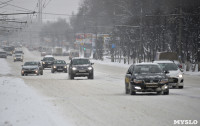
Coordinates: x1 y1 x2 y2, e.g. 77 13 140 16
13 54 23 62
0 51 7 58
125 63 169 95
51 60 67 73
153 60 184 89
41 55 55 69
21 61 43 76
68 58 94 79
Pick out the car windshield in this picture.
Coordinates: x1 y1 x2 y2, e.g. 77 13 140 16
43 57 54 61
15 51 23 53
15 55 21 57
0 52 6 54
54 60 66 64
72 59 90 65
158 63 178 71
135 65 162 74
24 62 37 66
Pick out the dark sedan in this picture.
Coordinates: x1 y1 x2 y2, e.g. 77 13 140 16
41 55 55 69
0 51 7 58
68 58 94 79
21 61 43 76
125 63 169 95
51 60 67 73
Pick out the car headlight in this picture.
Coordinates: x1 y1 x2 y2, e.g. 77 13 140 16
72 67 77 71
178 74 183 78
88 67 93 70
160 79 168 84
42 62 45 64
64 66 67 68
133 79 143 84
53 66 56 69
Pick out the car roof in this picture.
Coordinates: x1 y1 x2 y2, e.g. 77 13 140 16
153 60 174 63
72 57 89 60
24 61 39 63
135 62 159 66
44 55 54 57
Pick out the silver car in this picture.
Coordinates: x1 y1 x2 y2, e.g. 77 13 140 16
154 60 184 89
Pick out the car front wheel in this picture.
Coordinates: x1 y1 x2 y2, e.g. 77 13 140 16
125 83 129 94
129 84 136 95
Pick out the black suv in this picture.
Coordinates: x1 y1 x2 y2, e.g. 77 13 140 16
125 63 169 95
68 58 94 79
41 55 55 69
51 60 67 73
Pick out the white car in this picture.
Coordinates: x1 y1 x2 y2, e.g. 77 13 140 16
154 60 184 89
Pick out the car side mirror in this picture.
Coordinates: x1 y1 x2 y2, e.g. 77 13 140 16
164 70 169 74
41 60 43 61
126 71 132 75
91 63 94 65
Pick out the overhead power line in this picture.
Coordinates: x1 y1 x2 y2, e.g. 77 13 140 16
0 0 13 6
0 1 33 12
0 11 36 15
0 25 22 29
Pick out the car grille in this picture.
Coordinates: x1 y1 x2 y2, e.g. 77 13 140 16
57 66 64 69
168 78 178 83
145 83 158 87
24 68 35 71
144 79 159 83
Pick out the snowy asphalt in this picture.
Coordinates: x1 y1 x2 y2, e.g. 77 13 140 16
1 48 200 126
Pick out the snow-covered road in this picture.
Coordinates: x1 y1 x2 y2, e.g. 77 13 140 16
0 58 70 126
1 48 200 126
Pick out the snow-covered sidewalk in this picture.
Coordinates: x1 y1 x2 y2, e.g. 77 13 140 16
0 59 70 126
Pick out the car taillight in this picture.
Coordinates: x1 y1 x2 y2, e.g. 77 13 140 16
179 65 182 69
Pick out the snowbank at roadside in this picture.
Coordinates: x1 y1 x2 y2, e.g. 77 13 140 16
91 57 200 76
0 58 70 126
0 59 11 75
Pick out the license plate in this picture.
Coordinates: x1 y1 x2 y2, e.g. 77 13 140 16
168 79 173 82
79 70 86 72
58 69 63 70
48 63 51 64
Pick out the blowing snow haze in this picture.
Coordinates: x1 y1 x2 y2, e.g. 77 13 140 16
0 0 81 22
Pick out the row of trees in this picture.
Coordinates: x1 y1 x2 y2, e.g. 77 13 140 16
69 0 200 70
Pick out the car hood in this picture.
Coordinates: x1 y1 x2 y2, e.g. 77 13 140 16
43 60 54 62
22 66 38 69
134 73 166 80
72 64 91 68
167 70 182 77
54 64 67 66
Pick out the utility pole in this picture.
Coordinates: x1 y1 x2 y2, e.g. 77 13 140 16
178 4 183 63
139 6 143 63
38 0 42 24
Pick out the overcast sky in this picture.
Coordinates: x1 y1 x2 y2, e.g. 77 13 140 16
0 0 81 22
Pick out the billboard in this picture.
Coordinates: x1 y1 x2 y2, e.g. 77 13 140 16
76 33 93 44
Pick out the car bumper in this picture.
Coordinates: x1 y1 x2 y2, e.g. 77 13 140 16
168 77 184 87
42 64 53 68
72 70 93 77
0 56 7 58
53 68 67 72
14 58 23 61
21 70 39 74
131 83 169 92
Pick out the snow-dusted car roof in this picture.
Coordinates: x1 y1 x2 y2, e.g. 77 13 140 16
153 60 174 63
72 57 89 60
135 62 159 65
44 55 54 57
